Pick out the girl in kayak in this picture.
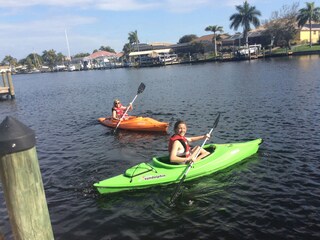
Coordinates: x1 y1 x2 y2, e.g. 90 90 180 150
112 99 133 120
169 120 211 164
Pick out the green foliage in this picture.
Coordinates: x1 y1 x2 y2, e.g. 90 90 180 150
229 0 261 45
205 25 224 55
1 55 18 66
293 44 320 51
73 53 90 58
42 49 57 69
178 34 198 44
99 46 116 53
264 3 299 49
128 30 139 44
297 2 320 46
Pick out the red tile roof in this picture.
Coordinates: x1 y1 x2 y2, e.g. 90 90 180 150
88 50 118 59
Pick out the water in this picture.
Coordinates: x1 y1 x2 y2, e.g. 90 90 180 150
1 55 320 239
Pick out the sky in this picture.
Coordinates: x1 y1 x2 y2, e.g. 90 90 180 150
0 0 310 60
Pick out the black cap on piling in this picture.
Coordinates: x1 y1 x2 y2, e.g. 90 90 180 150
0 116 36 155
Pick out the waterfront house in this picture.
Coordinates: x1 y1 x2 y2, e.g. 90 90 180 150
297 23 320 44
83 50 122 69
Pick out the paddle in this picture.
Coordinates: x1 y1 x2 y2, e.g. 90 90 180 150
114 82 146 133
169 112 221 204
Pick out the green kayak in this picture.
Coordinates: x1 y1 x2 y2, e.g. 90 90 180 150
94 138 263 195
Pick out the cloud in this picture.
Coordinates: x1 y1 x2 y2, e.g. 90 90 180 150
96 0 160 11
0 15 96 34
0 0 218 12
0 0 92 8
0 0 159 9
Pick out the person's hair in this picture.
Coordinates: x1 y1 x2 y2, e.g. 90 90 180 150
174 120 187 132
113 99 120 106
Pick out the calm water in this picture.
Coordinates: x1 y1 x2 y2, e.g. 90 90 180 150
1 55 320 239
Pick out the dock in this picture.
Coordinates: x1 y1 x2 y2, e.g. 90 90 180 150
0 66 15 99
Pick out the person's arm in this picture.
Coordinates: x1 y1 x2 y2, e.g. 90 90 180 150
187 133 211 143
169 141 191 164
112 109 118 120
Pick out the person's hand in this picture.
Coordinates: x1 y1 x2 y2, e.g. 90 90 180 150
204 133 211 140
185 155 194 164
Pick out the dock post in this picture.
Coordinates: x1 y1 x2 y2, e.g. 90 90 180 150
6 71 15 99
0 117 54 240
1 72 7 87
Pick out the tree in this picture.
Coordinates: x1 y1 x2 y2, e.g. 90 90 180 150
178 34 198 44
99 46 116 53
229 0 261 46
128 30 139 50
264 3 299 50
1 55 18 67
56 52 66 65
73 53 90 58
42 50 57 70
297 2 320 47
128 30 140 63
205 25 223 56
122 43 132 60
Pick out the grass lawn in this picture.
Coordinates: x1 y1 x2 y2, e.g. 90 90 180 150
292 44 320 52
271 44 320 54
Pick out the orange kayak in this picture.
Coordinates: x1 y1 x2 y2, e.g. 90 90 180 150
98 116 169 132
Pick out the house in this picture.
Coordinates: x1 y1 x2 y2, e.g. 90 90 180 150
297 23 320 44
83 50 122 69
128 48 176 66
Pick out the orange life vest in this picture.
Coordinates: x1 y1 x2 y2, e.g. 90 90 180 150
112 104 127 118
168 134 191 157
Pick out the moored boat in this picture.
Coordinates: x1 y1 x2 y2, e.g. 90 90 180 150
98 116 169 132
94 138 263 194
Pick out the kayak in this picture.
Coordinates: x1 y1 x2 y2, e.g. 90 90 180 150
94 138 263 194
98 116 169 132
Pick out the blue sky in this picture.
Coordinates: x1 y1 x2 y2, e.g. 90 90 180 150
0 0 307 60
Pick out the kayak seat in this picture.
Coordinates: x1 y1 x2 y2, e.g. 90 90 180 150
154 145 216 166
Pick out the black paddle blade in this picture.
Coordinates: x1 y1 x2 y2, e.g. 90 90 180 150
137 82 146 94
213 112 220 128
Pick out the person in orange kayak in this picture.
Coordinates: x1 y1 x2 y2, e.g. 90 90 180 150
112 99 133 120
169 120 211 164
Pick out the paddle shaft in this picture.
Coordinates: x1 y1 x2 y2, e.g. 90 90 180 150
114 83 145 132
114 98 135 131
169 113 220 204
192 127 214 160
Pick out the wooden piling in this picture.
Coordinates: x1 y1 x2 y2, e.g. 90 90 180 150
1 72 7 87
0 117 54 240
6 71 15 99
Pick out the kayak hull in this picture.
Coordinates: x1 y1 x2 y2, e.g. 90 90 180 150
98 116 169 132
94 138 263 194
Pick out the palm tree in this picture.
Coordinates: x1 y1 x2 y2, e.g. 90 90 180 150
297 2 320 47
1 55 18 67
229 1 261 46
205 25 223 56
128 30 139 50
42 49 57 70
128 30 140 64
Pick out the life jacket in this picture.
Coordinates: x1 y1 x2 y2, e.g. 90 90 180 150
168 134 191 157
112 104 127 118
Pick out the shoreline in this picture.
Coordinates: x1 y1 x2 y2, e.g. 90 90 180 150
11 49 320 74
